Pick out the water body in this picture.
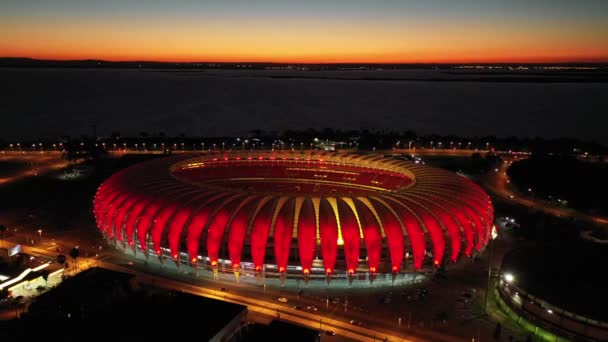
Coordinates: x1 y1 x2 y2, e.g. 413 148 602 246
0 68 606 144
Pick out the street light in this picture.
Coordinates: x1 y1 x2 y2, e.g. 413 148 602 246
37 229 42 240
484 225 498 314
504 273 514 283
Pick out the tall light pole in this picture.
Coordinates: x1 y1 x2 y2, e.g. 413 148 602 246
484 225 498 314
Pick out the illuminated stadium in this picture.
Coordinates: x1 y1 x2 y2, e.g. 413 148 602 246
93 151 494 282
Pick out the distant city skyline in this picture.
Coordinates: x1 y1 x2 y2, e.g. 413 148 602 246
1 0 607 63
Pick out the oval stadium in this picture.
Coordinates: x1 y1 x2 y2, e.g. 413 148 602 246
93 151 494 282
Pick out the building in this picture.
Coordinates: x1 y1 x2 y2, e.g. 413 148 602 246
94 151 494 283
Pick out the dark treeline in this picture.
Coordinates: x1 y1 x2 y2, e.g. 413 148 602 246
1 128 606 155
272 128 606 154
507 155 608 215
3 57 607 70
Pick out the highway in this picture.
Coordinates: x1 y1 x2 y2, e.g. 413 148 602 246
0 152 71 185
8 239 458 342
481 156 608 228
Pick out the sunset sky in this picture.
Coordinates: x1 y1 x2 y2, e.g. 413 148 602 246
1 0 607 63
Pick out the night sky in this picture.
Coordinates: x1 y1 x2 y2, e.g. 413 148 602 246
1 0 607 63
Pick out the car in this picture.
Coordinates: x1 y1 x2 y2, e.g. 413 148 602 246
325 330 336 336
356 321 364 326
306 305 318 311
332 297 340 304
220 287 227 292
349 319 357 324
277 297 288 303
293 305 302 310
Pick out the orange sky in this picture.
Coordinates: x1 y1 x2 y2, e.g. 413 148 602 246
1 1 607 63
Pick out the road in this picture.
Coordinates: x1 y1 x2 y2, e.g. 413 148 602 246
2 233 473 342
481 156 608 228
0 152 71 185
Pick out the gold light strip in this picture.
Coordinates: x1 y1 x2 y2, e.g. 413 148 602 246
355 197 386 238
312 197 321 240
371 196 408 236
293 197 305 239
326 197 343 243
201 177 392 192
342 198 363 238
269 196 289 236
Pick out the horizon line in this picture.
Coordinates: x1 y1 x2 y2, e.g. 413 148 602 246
2 56 608 65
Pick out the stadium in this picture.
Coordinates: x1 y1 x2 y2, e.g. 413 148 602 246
93 151 494 282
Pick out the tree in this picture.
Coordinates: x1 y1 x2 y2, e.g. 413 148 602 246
57 254 66 266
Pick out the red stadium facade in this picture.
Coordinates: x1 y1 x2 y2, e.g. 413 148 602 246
93 151 494 282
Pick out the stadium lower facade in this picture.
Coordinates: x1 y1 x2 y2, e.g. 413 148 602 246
94 151 494 282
